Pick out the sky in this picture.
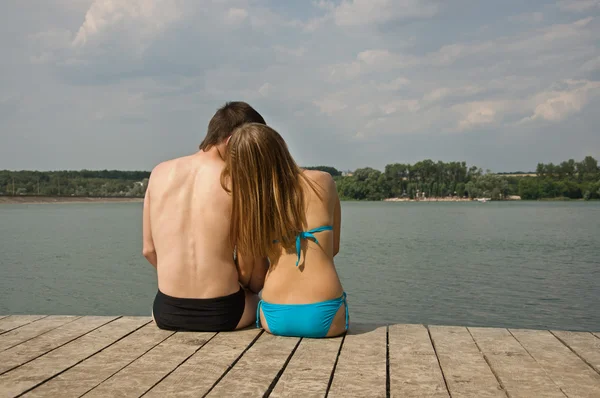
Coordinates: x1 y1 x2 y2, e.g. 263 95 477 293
1 0 599 172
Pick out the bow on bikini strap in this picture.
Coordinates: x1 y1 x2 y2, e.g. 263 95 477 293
294 226 333 267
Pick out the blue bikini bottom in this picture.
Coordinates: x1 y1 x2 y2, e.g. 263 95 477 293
256 292 349 338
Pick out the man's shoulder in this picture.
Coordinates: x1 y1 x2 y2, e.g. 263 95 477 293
150 158 177 177
153 153 203 173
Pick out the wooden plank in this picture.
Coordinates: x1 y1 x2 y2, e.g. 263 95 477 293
23 323 174 398
0 316 117 375
83 330 215 397
0 316 47 334
552 331 600 374
206 332 300 397
328 324 386 398
270 336 344 398
0 317 148 397
145 329 261 397
511 329 600 398
0 316 80 352
469 327 565 398
388 324 449 398
429 326 506 397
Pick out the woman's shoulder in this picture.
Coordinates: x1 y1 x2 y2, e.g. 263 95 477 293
302 169 335 187
301 170 337 199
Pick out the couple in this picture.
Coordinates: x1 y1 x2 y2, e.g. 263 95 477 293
142 102 348 338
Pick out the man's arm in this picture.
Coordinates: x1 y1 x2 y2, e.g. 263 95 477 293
142 184 157 268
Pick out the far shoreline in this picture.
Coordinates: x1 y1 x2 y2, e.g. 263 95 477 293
0 196 143 205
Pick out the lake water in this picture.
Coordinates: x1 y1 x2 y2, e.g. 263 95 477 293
1 201 599 331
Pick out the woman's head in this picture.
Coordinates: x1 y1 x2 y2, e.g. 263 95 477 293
221 123 306 260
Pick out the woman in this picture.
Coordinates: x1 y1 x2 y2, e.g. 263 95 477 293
221 123 348 338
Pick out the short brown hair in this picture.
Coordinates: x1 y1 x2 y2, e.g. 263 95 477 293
200 102 266 151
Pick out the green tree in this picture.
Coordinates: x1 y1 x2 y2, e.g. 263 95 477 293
518 178 541 200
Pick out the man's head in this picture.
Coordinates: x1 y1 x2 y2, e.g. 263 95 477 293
200 101 266 151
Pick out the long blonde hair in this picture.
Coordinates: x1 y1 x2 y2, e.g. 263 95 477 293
221 123 313 260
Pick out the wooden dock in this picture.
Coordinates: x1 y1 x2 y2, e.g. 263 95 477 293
0 316 599 397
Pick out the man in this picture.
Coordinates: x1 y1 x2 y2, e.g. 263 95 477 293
143 102 269 331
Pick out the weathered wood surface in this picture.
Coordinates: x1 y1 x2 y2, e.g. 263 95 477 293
0 316 79 352
511 329 600 398
0 316 47 335
0 317 147 397
83 330 214 398
552 330 600 375
145 328 261 397
469 327 565 398
24 323 173 398
270 336 343 398
429 325 505 397
328 324 387 398
206 332 300 397
0 316 118 375
389 324 448 398
0 316 598 398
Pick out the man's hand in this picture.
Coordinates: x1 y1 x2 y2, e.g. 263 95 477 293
142 181 157 268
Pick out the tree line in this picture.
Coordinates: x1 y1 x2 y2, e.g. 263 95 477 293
1 156 598 200
326 156 599 201
0 170 150 198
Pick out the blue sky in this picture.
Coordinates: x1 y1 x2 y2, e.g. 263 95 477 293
1 0 599 172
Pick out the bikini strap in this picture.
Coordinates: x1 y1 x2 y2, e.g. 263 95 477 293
294 225 333 267
256 300 263 329
343 292 349 331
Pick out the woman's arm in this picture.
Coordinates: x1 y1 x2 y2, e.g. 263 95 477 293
237 253 269 294
333 194 341 256
330 177 341 257
249 257 269 294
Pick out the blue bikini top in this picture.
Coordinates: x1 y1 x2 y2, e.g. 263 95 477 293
275 225 333 266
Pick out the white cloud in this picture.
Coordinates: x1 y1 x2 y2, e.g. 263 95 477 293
581 55 600 71
274 45 306 57
423 88 450 102
333 0 438 26
71 0 181 47
454 102 502 131
378 77 410 91
423 86 482 103
326 50 416 81
302 14 332 32
557 0 600 12
356 103 377 117
509 12 544 24
540 17 593 42
225 8 248 25
379 100 420 115
314 98 348 115
525 80 600 122
258 82 273 97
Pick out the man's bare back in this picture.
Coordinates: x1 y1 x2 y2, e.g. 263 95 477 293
144 150 239 297
143 148 257 330
142 100 267 331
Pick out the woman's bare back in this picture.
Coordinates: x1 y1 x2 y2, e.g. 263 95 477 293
261 170 343 303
